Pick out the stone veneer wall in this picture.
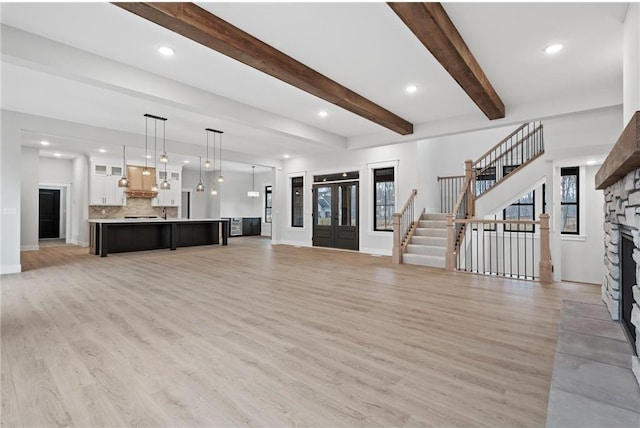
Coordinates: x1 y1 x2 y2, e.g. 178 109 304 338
602 169 640 384
88 197 178 219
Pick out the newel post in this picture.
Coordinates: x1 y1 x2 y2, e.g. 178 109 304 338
446 214 456 271
464 159 475 217
392 213 402 264
539 213 553 283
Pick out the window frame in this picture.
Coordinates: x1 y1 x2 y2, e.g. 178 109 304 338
264 185 272 224
373 167 395 232
291 176 304 228
560 166 579 235
503 190 535 233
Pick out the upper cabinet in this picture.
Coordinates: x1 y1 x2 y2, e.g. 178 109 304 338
151 167 182 207
89 163 125 206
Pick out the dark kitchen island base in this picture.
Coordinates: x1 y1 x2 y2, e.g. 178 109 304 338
89 219 230 257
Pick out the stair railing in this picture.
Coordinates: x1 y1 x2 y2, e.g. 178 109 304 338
473 121 544 198
438 175 465 214
392 189 418 264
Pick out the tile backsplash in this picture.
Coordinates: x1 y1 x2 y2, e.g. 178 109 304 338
89 197 178 219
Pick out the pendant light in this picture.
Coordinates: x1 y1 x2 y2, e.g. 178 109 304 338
247 166 259 198
150 117 159 192
160 119 170 190
204 131 211 169
142 115 151 176
117 145 129 187
206 128 218 196
196 156 205 192
217 130 224 183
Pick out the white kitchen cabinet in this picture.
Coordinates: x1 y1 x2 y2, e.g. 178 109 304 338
90 163 125 206
151 167 181 207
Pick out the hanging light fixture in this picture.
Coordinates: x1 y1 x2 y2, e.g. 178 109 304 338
117 145 129 187
196 156 205 192
160 119 170 189
142 115 151 176
247 165 259 198
150 117 159 192
206 128 218 196
216 130 224 183
204 130 211 169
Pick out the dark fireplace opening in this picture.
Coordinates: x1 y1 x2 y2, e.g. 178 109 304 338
620 228 637 353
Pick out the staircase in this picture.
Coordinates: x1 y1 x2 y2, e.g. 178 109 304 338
402 213 447 268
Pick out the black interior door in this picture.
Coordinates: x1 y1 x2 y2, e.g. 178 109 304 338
313 182 358 250
39 189 60 239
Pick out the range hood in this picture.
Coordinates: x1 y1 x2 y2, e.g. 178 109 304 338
124 165 158 198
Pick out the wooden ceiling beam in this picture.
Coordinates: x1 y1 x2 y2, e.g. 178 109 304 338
388 2 505 120
113 2 413 135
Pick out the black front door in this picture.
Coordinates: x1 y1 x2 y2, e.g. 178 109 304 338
313 181 359 250
39 189 60 239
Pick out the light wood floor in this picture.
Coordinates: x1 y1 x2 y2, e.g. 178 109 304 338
2 237 600 427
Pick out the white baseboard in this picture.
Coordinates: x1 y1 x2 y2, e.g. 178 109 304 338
20 245 39 252
68 239 88 247
0 264 22 275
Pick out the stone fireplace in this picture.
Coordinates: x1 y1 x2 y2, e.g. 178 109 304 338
597 111 640 386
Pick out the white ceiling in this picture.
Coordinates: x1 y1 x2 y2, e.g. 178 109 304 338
0 2 627 168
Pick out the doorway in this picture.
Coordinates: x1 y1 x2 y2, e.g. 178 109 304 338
39 189 60 239
181 190 191 219
313 174 359 251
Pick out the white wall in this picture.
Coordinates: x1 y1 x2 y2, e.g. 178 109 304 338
70 155 89 246
624 3 640 125
39 157 73 184
273 141 417 255
0 112 22 274
182 168 211 219
560 165 605 283
219 170 265 218
20 147 39 251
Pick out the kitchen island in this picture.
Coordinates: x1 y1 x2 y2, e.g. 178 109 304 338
89 218 230 257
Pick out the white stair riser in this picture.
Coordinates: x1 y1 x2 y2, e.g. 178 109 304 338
414 228 447 237
406 245 446 257
410 236 446 246
403 254 445 268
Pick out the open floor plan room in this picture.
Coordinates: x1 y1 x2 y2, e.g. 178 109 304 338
2 238 600 427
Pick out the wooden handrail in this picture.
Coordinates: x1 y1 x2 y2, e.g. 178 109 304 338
400 189 418 214
451 179 470 218
453 218 540 225
472 123 528 168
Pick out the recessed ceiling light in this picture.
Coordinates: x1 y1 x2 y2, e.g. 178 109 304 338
40 140 50 146
158 46 174 56
183 160 189 164
544 43 563 55
318 111 328 118
98 148 106 153
146 155 152 159
586 159 597 165
284 154 290 159
54 153 61 157
406 84 418 94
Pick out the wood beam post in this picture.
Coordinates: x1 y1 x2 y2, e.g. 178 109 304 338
392 213 402 264
388 2 505 120
464 159 475 217
114 2 414 135
446 214 456 271
539 213 553 283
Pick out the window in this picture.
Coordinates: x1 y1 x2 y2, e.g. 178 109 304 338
475 167 496 195
265 186 272 223
561 167 579 234
373 167 395 231
291 177 303 228
504 191 535 232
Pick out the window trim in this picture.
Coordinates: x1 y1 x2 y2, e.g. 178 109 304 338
291 176 304 228
373 167 395 232
560 166 579 235
264 185 273 223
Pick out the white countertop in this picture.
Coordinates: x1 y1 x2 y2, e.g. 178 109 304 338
88 218 229 224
